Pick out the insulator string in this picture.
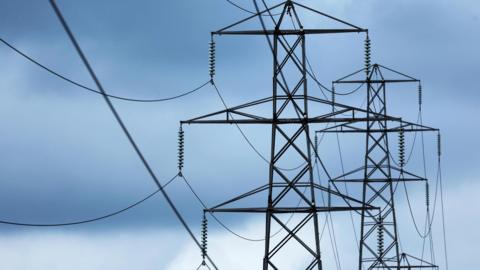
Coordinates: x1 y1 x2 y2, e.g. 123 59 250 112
331 84 336 112
201 213 209 265
418 83 423 111
437 132 442 157
209 36 216 80
377 213 384 257
178 125 185 175
399 128 406 170
365 34 371 77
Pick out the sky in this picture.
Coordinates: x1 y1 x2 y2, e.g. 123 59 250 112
0 0 479 269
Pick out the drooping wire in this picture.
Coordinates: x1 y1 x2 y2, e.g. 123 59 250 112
334 132 360 250
224 0 281 16
287 8 364 98
401 130 441 240
438 132 449 270
210 81 308 171
48 2 219 269
0 174 178 227
0 38 210 102
314 149 342 270
181 169 314 242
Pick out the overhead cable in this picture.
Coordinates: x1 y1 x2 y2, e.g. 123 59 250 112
0 174 177 227
0 38 210 102
210 81 308 171
48 1 218 269
224 0 281 16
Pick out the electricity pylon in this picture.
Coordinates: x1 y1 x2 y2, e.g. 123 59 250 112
182 1 381 269
317 62 439 269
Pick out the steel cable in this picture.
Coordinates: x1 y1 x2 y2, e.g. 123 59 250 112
224 0 281 16
211 81 309 171
0 174 178 227
49 1 219 268
0 38 210 102
181 174 309 242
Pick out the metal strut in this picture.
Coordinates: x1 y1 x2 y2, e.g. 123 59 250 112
328 63 439 270
184 1 379 269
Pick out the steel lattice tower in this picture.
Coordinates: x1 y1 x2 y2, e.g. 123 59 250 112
359 65 402 269
320 63 440 269
182 1 380 269
183 1 440 269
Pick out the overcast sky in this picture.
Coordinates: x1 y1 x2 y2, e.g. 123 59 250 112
0 0 478 269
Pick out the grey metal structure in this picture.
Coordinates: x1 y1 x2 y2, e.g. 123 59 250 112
318 63 439 269
182 1 379 269
183 1 441 269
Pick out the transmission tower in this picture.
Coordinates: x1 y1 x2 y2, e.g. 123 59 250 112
318 61 440 269
181 1 383 269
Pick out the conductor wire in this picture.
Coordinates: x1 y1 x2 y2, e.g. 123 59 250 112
0 38 210 103
0 174 178 227
49 1 219 269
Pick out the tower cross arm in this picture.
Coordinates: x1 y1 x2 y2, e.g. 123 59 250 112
213 28 366 36
316 119 439 134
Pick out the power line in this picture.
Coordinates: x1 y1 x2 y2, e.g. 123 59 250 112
335 132 360 249
181 171 319 243
0 174 177 227
0 38 210 102
438 143 449 270
211 81 309 171
48 1 219 269
180 174 267 242
224 0 281 16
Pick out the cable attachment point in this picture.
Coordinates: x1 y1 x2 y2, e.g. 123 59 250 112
209 37 216 81
178 125 185 176
365 34 371 77
377 214 384 256
398 128 406 170
418 83 423 111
